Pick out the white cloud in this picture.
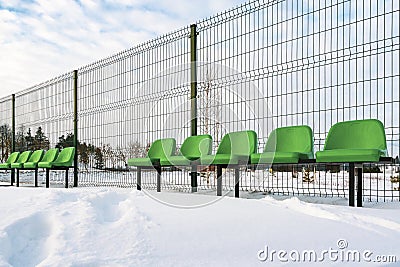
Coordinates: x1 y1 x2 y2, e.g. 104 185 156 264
0 0 245 98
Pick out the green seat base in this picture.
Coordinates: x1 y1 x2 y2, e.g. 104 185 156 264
52 162 73 167
160 156 194 166
128 157 155 167
0 163 11 169
316 149 385 163
23 162 38 169
11 163 24 168
200 154 245 165
38 162 53 168
251 152 311 164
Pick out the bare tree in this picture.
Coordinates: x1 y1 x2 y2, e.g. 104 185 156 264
102 144 116 169
116 146 127 168
0 124 12 161
198 68 222 184
127 141 145 159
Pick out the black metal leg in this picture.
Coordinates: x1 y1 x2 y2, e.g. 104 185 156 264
46 169 50 188
357 167 363 207
156 165 161 192
349 163 355 207
16 169 19 187
217 165 222 196
34 168 38 187
137 167 142 191
234 167 240 198
191 164 197 193
11 169 15 186
65 169 69 188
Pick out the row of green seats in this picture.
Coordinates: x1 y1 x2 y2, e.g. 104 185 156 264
0 147 75 187
127 119 390 200
128 119 388 167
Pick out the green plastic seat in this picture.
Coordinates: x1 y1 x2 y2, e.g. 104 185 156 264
34 148 59 168
316 119 387 163
38 147 75 168
160 135 212 166
11 151 32 168
0 152 20 169
200 130 257 165
22 149 46 168
128 138 176 167
251 125 314 164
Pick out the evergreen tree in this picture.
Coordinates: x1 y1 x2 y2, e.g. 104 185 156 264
25 128 34 150
56 133 75 149
15 125 26 152
94 147 104 169
33 127 50 150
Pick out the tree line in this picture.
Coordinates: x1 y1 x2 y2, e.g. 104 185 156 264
0 123 149 171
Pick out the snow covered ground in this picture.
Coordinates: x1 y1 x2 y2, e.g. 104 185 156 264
0 185 400 266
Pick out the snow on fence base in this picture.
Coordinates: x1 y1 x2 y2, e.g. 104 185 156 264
1 163 399 203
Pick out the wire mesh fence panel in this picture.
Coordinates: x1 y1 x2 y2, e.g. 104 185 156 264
0 0 399 203
195 0 400 201
0 97 12 162
77 27 192 187
0 97 13 184
12 72 75 187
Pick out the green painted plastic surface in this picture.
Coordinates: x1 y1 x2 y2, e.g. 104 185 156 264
127 157 153 167
128 138 176 167
0 163 11 168
251 151 310 164
316 119 387 163
42 148 59 163
147 138 176 159
37 148 60 168
11 151 32 168
23 149 45 168
51 147 75 167
200 130 257 165
161 135 212 166
160 156 191 166
16 151 32 163
0 152 20 168
6 152 20 164
251 125 314 164
180 135 212 159
29 150 44 163
37 162 52 168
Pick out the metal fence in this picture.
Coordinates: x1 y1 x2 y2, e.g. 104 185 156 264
0 0 399 202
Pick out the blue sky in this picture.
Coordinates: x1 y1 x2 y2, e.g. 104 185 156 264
0 0 246 98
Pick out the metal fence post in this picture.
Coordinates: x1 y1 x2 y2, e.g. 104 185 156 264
190 24 198 193
73 70 78 187
11 94 15 186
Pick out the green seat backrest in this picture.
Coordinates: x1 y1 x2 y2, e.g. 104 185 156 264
147 138 176 159
6 152 20 163
180 135 212 158
41 148 59 162
217 130 257 156
54 147 75 164
28 150 44 163
324 119 387 152
264 125 314 155
16 151 32 163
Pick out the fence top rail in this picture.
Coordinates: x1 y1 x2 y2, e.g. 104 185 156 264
9 26 191 99
14 71 75 98
196 0 283 31
0 95 11 104
77 26 190 75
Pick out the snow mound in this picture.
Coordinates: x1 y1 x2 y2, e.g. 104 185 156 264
0 187 399 266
